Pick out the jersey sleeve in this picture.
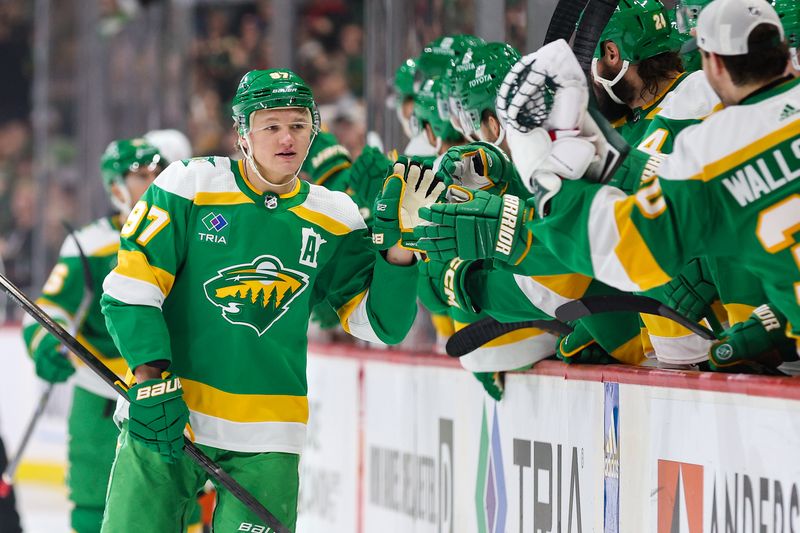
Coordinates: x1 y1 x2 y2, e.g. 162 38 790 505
528 169 713 293
100 165 192 370
22 248 87 353
313 230 418 345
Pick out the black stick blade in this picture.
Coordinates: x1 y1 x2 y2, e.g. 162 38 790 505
555 295 717 340
446 317 573 358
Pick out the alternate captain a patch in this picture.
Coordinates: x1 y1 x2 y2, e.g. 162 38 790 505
203 255 309 335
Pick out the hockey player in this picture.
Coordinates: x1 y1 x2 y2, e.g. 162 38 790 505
20 138 178 533
99 69 420 532
415 0 800 367
423 44 644 386
394 58 438 157
592 0 687 142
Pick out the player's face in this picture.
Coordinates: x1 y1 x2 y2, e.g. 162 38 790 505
123 165 160 203
247 108 314 182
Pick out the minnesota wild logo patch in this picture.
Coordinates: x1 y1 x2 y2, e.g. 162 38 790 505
203 255 309 335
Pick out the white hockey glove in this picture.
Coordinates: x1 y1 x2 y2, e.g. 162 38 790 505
496 39 589 133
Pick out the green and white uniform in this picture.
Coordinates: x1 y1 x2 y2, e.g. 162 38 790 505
612 72 690 145
529 77 800 346
638 70 772 363
22 217 126 533
100 156 417 530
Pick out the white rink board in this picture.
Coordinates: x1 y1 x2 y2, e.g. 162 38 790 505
3 330 800 533
298 352 360 533
618 384 800 533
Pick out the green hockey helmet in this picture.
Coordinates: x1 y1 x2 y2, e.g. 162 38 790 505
455 42 521 138
100 137 163 190
394 58 418 102
413 77 462 143
594 0 682 63
231 69 320 136
773 0 800 49
673 0 714 34
416 34 486 81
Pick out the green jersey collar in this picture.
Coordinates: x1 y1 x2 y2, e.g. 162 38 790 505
232 159 310 211
740 75 799 106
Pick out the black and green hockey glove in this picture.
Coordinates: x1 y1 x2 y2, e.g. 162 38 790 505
30 323 75 383
417 257 479 314
349 146 392 212
709 304 798 372
438 142 520 196
473 371 504 402
413 187 533 264
664 258 719 323
557 321 615 365
371 157 446 251
126 375 190 464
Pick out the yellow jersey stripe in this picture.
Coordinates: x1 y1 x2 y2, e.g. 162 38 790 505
723 302 756 325
91 242 120 258
613 196 671 288
315 161 352 185
73 332 129 377
337 289 368 333
289 205 352 235
430 313 455 338
480 327 544 348
610 334 646 365
530 273 593 300
689 119 800 182
195 192 254 205
181 378 309 424
116 250 175 296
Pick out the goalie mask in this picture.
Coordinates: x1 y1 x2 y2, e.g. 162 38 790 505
592 0 683 104
231 69 320 189
100 138 163 217
454 42 521 145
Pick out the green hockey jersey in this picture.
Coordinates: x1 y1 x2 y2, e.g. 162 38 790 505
101 157 418 453
529 76 800 339
637 71 723 156
611 72 689 144
23 216 126 399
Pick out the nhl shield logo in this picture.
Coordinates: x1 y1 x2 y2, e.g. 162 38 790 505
203 255 309 336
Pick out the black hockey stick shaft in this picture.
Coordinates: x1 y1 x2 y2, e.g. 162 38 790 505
543 0 588 45
555 294 717 340
446 316 573 358
1 222 96 493
0 273 291 533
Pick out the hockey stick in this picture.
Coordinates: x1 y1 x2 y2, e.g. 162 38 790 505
0 222 95 497
543 0 587 45
445 317 573 358
0 273 291 532
554 294 717 340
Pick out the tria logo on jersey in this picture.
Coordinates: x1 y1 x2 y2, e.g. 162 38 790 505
203 255 309 335
199 211 230 244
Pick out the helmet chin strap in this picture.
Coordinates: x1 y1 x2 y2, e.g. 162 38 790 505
111 184 132 219
792 48 799 72
397 107 414 138
238 128 319 191
479 125 506 147
591 58 629 105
